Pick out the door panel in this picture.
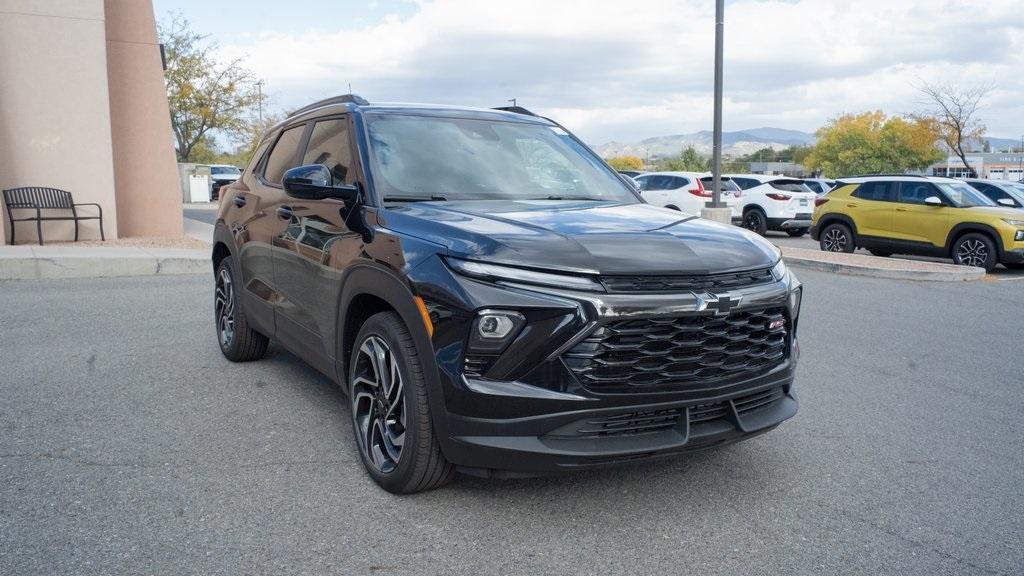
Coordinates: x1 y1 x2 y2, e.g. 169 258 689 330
891 182 952 246
271 116 365 373
848 181 895 237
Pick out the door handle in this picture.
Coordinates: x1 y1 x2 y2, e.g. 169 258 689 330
895 207 908 212
846 203 858 208
233 195 246 207
276 206 293 220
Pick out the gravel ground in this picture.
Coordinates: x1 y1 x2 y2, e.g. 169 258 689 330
1 270 1023 575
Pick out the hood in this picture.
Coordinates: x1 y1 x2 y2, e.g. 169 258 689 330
965 206 1024 218
381 200 780 276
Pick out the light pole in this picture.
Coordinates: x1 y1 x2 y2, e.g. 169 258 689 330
701 0 730 224
508 98 517 107
256 80 264 124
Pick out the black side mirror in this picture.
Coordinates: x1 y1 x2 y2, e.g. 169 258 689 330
283 164 359 202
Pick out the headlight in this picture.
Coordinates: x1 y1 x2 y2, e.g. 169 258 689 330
1016 230 1024 242
1002 218 1024 227
770 258 788 281
445 257 603 292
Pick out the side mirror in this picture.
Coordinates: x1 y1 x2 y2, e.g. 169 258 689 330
283 164 359 202
997 198 1016 207
924 196 943 207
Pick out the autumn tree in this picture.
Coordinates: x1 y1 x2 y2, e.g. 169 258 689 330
606 155 644 171
916 83 990 176
160 14 261 162
804 111 944 178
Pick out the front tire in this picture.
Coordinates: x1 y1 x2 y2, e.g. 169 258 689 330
819 222 855 253
215 258 269 362
349 312 454 494
952 233 997 272
742 209 768 236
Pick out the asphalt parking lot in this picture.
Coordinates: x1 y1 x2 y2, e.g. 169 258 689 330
2 270 1022 575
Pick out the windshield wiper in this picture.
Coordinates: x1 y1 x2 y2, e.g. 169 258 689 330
535 195 605 201
382 195 449 203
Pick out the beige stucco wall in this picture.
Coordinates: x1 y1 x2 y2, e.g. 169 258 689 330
105 0 183 237
0 0 118 244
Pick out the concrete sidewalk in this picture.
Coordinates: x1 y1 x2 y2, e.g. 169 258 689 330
0 245 209 280
781 246 985 281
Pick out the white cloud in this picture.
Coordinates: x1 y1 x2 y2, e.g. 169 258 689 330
217 0 1024 144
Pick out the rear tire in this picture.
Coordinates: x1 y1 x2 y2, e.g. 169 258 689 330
742 209 768 236
819 222 855 253
951 233 997 272
786 229 807 237
349 312 455 494
215 257 269 362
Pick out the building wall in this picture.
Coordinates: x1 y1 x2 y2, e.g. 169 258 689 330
104 0 183 237
0 0 118 244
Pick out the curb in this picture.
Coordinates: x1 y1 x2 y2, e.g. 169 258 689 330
0 249 209 280
783 252 985 282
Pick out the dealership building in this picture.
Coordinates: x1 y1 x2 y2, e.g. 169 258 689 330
929 153 1024 180
0 0 181 245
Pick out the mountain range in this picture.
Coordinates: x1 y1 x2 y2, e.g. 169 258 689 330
592 128 1022 160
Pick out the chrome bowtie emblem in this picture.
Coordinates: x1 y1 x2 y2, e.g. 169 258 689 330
694 292 743 316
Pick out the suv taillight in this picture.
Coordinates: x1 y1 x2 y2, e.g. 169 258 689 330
814 197 829 207
766 193 791 201
689 178 711 197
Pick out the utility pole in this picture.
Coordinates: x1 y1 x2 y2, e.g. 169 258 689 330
508 98 517 107
701 0 731 224
256 80 264 124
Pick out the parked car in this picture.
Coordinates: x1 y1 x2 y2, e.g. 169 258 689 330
802 178 836 195
210 164 242 200
633 171 743 217
725 174 817 237
963 178 1024 209
212 95 803 493
617 170 644 178
811 175 1024 271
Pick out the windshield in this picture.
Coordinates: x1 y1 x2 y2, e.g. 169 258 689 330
936 182 995 207
364 114 638 203
211 166 240 175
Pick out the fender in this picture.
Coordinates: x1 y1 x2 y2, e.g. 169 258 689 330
816 213 859 236
212 221 239 270
945 222 1005 254
334 262 455 453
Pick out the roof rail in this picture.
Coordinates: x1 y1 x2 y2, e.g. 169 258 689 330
291 94 369 117
492 105 538 117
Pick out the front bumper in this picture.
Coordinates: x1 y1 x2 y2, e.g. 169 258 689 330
447 373 798 477
1002 248 1024 264
413 257 803 476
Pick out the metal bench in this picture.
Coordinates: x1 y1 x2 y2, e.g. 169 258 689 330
3 187 104 245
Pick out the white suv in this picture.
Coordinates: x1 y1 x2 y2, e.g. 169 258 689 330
633 172 742 217
726 174 817 236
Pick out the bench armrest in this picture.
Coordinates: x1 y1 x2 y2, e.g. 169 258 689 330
73 203 103 216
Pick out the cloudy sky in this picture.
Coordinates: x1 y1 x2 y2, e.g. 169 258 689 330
153 0 1024 145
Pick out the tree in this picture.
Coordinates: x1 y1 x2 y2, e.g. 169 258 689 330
606 155 644 171
916 82 990 177
159 14 261 162
804 111 944 178
655 145 709 172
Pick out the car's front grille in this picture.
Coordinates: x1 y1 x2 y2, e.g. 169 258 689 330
563 307 788 393
601 268 774 293
571 387 785 437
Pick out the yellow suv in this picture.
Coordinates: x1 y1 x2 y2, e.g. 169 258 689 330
810 176 1024 272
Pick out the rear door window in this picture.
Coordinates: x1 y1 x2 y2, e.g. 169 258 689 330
852 181 895 202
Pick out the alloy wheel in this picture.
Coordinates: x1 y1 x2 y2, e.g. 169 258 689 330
822 228 847 252
215 267 235 347
956 239 988 267
743 212 762 231
352 335 406 474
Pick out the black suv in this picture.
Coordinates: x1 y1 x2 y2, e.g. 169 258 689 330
212 95 803 493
